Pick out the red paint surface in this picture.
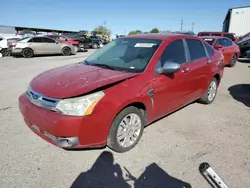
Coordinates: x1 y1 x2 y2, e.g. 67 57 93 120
19 34 224 149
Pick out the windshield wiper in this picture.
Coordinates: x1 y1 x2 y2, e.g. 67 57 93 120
90 63 116 70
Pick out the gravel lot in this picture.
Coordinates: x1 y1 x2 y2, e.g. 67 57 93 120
0 50 250 188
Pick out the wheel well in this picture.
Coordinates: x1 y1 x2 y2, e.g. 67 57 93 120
124 102 147 118
22 47 33 52
213 74 220 84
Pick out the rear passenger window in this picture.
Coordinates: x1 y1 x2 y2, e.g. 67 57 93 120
204 42 214 57
186 39 207 61
161 39 186 65
30 37 43 43
42 38 55 43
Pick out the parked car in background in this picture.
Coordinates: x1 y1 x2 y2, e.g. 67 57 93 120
64 33 103 49
172 31 196 36
12 36 76 58
197 32 238 43
200 36 240 67
46 35 81 52
19 34 224 153
237 37 250 58
0 36 9 56
238 32 250 42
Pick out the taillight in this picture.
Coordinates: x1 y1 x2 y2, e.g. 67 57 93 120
9 43 16 47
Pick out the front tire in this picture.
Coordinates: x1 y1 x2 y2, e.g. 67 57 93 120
62 47 71 56
107 106 145 153
92 43 98 49
22 48 34 58
198 77 218 104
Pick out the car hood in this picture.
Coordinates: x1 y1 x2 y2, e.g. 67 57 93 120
30 63 139 98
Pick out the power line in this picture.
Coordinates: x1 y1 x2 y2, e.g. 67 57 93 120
192 23 195 32
180 18 184 32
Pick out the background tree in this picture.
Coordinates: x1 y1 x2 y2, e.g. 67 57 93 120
19 29 35 35
79 30 88 34
93 26 111 35
128 30 142 35
150 28 159 33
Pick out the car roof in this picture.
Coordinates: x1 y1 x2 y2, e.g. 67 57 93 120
124 33 196 40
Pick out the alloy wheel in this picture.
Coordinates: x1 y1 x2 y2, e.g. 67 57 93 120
116 113 142 148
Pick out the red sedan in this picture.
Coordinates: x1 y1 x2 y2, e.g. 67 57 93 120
200 36 240 67
19 34 224 153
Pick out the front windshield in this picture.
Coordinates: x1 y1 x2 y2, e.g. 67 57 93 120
84 38 162 73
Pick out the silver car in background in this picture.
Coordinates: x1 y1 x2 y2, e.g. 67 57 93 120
12 36 76 58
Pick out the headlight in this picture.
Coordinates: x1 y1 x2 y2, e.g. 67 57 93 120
56 91 105 116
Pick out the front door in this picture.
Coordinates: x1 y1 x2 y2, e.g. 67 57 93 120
214 38 232 64
152 39 193 118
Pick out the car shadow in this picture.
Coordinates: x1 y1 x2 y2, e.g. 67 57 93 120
238 58 250 63
70 151 192 188
228 84 250 108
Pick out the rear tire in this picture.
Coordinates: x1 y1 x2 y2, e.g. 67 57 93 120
198 77 218 104
107 106 145 153
62 47 71 56
229 54 237 67
22 48 34 58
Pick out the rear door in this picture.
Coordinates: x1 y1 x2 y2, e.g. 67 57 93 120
28 37 46 54
42 37 61 54
152 38 193 118
184 38 211 100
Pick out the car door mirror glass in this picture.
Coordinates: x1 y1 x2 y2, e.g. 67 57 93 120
155 61 181 74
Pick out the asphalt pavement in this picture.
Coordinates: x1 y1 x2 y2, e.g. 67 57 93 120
0 51 250 188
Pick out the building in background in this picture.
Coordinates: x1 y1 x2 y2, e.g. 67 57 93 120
223 6 250 37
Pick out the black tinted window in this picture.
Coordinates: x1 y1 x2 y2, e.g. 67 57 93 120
224 38 233 46
204 42 214 57
42 38 55 43
200 33 209 36
212 33 221 36
216 38 232 47
0 38 3 41
186 39 207 61
30 37 43 43
224 34 235 41
161 39 186 65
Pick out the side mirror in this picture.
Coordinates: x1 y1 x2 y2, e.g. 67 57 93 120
65 38 68 41
155 61 181 74
56 41 59 44
215 44 223 49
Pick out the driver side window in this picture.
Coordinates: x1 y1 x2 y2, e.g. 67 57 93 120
161 39 187 65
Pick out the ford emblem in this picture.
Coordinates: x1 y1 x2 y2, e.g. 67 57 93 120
32 93 39 100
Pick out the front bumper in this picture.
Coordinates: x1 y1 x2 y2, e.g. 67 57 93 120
19 93 113 149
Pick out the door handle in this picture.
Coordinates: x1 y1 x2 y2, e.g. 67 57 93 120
181 67 190 73
206 60 212 64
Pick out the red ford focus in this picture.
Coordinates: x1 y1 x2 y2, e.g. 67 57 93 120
19 34 224 153
200 36 240 67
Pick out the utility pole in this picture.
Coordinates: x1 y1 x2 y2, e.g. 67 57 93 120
192 22 195 32
180 18 184 32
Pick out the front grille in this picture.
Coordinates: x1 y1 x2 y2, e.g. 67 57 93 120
26 87 61 112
